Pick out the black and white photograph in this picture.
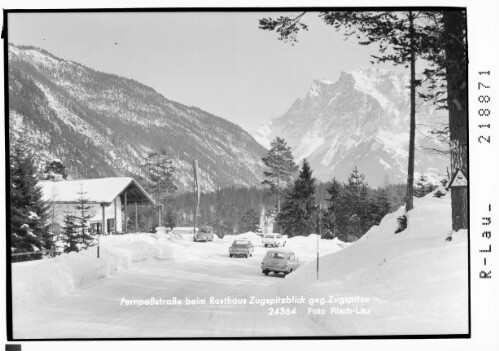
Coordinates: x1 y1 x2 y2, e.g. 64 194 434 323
3 2 488 345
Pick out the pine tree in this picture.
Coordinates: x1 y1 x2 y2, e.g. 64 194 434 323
262 137 299 218
277 159 317 237
212 187 224 235
369 187 392 226
42 159 68 180
61 213 80 253
349 214 361 239
172 186 282 231
144 149 177 199
75 186 95 249
165 206 176 230
10 141 52 255
414 174 437 197
343 167 368 216
376 187 392 216
143 149 178 226
324 178 343 238
239 209 260 233
342 167 369 239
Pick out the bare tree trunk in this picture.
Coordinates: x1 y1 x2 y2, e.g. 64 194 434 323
444 10 468 231
406 11 416 212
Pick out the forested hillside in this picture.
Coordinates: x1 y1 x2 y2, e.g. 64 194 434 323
8 44 267 192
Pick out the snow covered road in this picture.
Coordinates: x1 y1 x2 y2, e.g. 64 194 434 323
13 194 467 340
13 236 323 339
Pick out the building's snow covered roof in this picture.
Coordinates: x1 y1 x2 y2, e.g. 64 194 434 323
40 177 154 204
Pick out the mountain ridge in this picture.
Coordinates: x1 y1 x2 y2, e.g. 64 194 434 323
8 43 267 193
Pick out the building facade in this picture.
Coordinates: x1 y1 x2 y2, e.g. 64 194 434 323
41 177 155 234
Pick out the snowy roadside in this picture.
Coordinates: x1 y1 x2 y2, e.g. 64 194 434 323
12 233 196 316
264 191 468 335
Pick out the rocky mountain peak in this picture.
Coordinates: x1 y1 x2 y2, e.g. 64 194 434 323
254 68 448 187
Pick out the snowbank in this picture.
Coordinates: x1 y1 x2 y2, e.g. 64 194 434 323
12 233 195 315
269 192 468 335
169 227 224 241
223 232 263 246
283 234 349 259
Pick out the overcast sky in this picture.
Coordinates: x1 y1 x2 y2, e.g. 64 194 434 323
8 11 405 133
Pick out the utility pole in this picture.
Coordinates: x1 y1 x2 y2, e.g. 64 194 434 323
193 160 200 235
315 203 323 280
317 210 321 280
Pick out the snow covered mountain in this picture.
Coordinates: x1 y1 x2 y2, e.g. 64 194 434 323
8 44 267 192
254 68 449 187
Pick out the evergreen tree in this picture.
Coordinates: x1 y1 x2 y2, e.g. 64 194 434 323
277 159 317 237
75 186 94 248
144 149 177 199
323 178 395 242
376 187 392 215
10 141 52 255
414 174 437 197
173 186 284 231
61 213 80 253
261 137 299 217
239 209 260 233
349 214 361 239
165 206 176 230
212 187 225 235
342 167 369 239
42 159 68 180
323 178 343 239
143 149 178 226
172 182 407 242
368 187 393 226
343 168 368 216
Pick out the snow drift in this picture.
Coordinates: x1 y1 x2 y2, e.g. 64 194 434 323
12 234 194 316
225 232 264 246
269 191 468 335
283 235 349 260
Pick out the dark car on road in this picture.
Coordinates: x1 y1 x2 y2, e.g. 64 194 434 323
229 240 254 258
193 226 214 242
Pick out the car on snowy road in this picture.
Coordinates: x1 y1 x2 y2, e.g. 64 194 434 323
261 248 301 276
262 233 284 247
193 226 214 242
229 240 254 258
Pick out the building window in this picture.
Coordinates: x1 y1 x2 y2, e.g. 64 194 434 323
91 223 101 234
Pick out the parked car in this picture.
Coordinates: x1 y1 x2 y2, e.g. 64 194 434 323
262 233 284 247
229 240 254 258
261 248 301 276
193 227 214 242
